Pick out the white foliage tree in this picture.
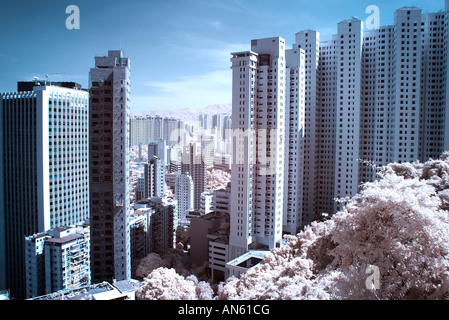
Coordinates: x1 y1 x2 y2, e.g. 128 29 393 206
217 154 449 300
136 268 214 300
207 168 231 191
136 268 198 300
137 154 449 300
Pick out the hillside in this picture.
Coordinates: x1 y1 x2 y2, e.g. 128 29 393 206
136 153 449 300
132 104 231 126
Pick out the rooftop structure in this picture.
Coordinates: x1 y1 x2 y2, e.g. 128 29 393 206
28 279 140 300
226 250 269 278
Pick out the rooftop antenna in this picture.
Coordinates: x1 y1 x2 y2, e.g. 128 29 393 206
33 76 41 86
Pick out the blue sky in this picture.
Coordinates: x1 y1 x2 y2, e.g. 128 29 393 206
0 0 445 113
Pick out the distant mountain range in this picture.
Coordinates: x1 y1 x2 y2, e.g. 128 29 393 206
131 104 232 125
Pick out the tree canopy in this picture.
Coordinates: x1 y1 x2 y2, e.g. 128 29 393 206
137 154 449 300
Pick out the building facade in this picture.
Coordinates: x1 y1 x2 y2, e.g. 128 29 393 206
229 37 288 260
0 82 89 299
181 142 207 211
293 30 320 226
294 1 449 219
174 173 194 224
200 190 214 216
130 115 184 147
44 227 90 297
283 45 306 234
89 50 131 284
133 197 178 256
227 3 449 265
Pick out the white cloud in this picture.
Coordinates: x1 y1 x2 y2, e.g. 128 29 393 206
132 69 232 112
167 40 247 69
131 40 248 113
209 20 222 30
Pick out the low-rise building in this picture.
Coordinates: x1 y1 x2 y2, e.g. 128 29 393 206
200 191 214 216
28 279 140 300
132 197 178 257
189 211 229 282
24 223 90 299
225 250 269 279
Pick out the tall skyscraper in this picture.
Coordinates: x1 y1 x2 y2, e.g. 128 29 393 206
229 37 287 260
175 173 194 223
147 156 165 198
148 139 167 166
0 81 89 299
201 133 216 167
315 35 338 217
163 117 184 146
226 2 449 260
283 46 306 234
293 30 320 226
135 158 165 202
89 50 131 284
297 1 449 217
333 18 364 212
181 142 207 211
199 114 212 130
130 115 184 147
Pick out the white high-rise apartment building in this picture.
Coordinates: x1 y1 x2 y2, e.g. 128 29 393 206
130 115 184 147
181 142 207 211
283 46 306 234
229 37 287 260
130 116 149 147
421 11 446 160
389 8 422 164
300 1 449 217
153 115 163 141
163 117 184 146
371 25 394 171
200 190 214 216
0 81 89 299
333 18 364 212
148 139 167 166
175 173 194 223
292 30 320 225
316 35 338 217
228 1 449 243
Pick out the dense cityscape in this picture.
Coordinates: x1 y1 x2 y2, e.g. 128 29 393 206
1 0 449 303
